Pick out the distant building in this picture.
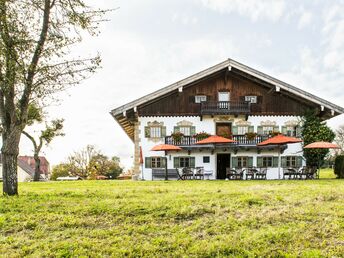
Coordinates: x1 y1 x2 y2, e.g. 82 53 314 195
0 156 50 182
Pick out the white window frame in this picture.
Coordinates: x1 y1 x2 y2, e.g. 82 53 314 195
151 157 163 168
218 92 230 102
286 156 297 167
237 126 249 135
179 126 191 136
195 95 207 103
237 157 248 168
245 96 257 103
150 126 161 138
262 126 274 135
262 157 273 167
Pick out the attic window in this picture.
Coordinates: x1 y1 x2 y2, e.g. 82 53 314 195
195 95 207 103
245 96 257 103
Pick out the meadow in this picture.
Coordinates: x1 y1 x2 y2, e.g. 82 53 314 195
0 169 343 257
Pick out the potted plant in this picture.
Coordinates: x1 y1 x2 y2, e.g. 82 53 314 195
171 132 184 143
245 132 257 141
193 131 210 141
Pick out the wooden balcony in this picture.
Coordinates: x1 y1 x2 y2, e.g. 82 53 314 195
165 135 270 146
200 101 251 115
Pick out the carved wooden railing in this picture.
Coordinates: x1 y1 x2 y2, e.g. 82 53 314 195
200 101 251 115
165 135 270 146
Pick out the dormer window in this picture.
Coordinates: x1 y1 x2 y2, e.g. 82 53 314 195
195 95 207 103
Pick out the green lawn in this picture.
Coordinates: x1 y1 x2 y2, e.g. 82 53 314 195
0 170 343 257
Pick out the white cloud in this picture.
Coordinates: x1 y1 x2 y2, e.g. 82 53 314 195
298 11 313 29
200 0 286 22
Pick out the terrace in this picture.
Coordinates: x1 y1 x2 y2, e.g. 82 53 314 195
200 101 251 115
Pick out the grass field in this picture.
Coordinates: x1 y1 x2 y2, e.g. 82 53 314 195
0 169 343 257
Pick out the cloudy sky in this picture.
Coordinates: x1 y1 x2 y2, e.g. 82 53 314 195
19 0 344 170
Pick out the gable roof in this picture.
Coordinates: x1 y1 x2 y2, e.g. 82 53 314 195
111 58 344 116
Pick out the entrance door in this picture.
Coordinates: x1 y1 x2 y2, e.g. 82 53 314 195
217 154 231 179
216 123 232 138
218 92 230 109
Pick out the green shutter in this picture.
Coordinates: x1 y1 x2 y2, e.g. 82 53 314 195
296 126 302 137
257 126 263 135
232 126 238 135
281 157 287 167
174 126 180 133
248 126 254 133
296 156 303 167
161 157 166 168
190 126 196 135
273 126 280 133
281 126 287 135
248 157 253 167
257 157 263 167
144 127 150 138
145 157 151 168
273 157 279 167
190 157 195 168
174 157 180 168
161 126 166 137
232 157 238 168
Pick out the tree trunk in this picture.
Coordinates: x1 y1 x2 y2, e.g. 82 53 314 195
33 153 41 182
2 130 21 196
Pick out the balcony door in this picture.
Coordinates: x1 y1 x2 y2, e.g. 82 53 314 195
218 92 230 109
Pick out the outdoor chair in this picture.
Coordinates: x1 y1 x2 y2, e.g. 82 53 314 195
226 168 243 180
297 167 308 179
194 167 204 180
181 167 193 180
245 167 257 180
175 168 184 180
305 166 318 179
283 167 297 179
256 167 267 180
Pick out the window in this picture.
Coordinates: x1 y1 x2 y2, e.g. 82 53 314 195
257 156 278 168
262 157 273 167
262 126 274 135
203 156 210 163
245 96 257 103
179 126 191 136
150 127 161 138
238 157 248 168
145 157 165 168
286 156 296 167
232 156 253 168
174 157 195 168
195 95 207 103
238 126 249 135
282 126 300 137
218 92 230 101
282 156 303 168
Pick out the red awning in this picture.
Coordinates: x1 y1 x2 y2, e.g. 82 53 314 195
196 135 237 145
304 141 340 149
258 134 302 146
150 144 182 151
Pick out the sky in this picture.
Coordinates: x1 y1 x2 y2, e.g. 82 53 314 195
19 0 344 170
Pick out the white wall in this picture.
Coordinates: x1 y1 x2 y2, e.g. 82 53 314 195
139 115 304 180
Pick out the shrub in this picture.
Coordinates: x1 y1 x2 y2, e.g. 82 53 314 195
334 155 344 178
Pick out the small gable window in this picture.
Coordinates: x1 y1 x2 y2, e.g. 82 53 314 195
245 96 257 104
144 121 166 139
150 127 161 138
195 95 207 103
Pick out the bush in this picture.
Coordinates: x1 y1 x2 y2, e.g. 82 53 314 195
334 155 344 178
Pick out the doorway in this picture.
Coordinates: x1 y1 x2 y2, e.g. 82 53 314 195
217 154 231 179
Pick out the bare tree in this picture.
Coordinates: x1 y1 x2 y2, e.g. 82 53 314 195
68 145 99 178
0 1 109 195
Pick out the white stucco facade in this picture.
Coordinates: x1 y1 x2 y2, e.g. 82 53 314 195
138 115 305 180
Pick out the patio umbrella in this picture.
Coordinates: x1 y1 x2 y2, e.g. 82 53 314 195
150 144 182 180
258 134 302 179
304 141 340 178
196 135 237 145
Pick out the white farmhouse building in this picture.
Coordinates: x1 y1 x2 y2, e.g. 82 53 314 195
111 59 344 180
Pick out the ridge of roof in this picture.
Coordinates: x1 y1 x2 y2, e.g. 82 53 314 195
110 58 344 116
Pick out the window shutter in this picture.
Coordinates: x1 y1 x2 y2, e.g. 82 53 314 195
161 157 166 168
273 126 280 133
174 126 180 133
190 126 196 135
257 126 263 135
281 126 287 135
273 157 279 167
161 126 166 137
281 157 287 167
257 157 263 167
144 127 150 138
296 156 303 167
190 157 195 168
248 126 255 133
296 126 302 137
232 157 238 168
174 157 180 168
145 157 151 168
248 157 253 167
232 126 238 135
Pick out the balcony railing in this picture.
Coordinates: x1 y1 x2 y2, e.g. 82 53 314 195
200 101 251 115
165 135 270 146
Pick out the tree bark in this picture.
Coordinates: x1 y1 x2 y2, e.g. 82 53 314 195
33 153 41 182
2 129 21 196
